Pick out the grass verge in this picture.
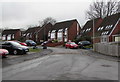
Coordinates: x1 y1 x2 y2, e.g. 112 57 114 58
29 48 41 52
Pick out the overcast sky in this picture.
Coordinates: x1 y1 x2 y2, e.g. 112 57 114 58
0 0 98 29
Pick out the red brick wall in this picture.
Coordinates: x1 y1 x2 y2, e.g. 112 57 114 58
94 37 101 43
68 21 77 41
14 30 21 40
46 42 64 47
109 21 120 42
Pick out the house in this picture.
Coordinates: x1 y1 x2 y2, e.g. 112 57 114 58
80 18 103 42
23 23 52 43
94 13 120 43
23 26 40 41
35 23 53 43
80 13 120 43
48 19 81 42
2 29 21 41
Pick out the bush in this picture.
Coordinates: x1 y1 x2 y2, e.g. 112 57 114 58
52 39 58 43
83 44 93 49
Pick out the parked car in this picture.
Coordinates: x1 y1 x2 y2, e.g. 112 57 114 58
0 49 9 58
65 42 78 49
13 40 27 46
25 40 36 46
41 41 48 49
78 41 91 48
2 41 29 55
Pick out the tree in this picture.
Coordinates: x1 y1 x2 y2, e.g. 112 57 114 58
39 17 56 27
86 0 119 19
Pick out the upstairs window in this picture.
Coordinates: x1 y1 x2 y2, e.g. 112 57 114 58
101 31 109 35
105 25 113 30
98 26 104 31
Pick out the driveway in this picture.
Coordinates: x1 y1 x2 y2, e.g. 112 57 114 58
2 47 119 80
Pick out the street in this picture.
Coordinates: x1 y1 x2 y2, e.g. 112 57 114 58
2 47 119 80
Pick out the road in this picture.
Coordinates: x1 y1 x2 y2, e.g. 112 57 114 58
2 47 119 80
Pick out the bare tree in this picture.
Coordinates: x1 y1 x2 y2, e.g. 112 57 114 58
39 17 56 27
86 0 119 19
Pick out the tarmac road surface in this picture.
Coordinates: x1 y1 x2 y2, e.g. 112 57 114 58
2 47 119 80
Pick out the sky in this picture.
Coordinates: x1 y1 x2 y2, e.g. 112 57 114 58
0 0 100 30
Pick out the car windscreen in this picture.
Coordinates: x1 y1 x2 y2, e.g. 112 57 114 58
70 42 76 44
10 42 22 47
26 40 34 43
82 41 90 44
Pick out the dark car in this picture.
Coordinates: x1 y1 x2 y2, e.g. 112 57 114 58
78 41 91 48
41 41 48 49
2 41 29 55
65 42 78 49
25 40 36 46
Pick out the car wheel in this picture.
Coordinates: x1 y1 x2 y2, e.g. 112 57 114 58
13 50 17 55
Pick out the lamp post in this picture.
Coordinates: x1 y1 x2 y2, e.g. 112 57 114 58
93 18 95 51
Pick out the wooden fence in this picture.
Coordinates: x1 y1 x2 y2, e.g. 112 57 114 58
94 42 120 57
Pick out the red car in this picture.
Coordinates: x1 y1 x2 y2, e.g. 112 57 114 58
0 49 9 58
65 42 78 49
13 41 27 46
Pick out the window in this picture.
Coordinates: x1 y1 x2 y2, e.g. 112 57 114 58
86 28 91 32
98 26 104 31
23 34 26 36
58 29 63 41
12 34 14 39
98 27 101 31
30 33 32 38
48 31 51 37
101 36 108 43
105 25 113 30
27 33 30 36
51 30 56 39
7 34 11 40
64 28 68 42
101 31 109 35
2 35 6 40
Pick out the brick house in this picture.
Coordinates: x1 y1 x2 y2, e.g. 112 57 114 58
94 13 120 43
48 19 81 42
23 26 40 41
35 23 52 43
2 29 21 41
80 18 103 42
80 13 120 43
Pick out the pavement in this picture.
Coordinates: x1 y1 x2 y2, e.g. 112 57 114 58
2 47 119 80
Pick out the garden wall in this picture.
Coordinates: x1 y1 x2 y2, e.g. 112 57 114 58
46 42 64 47
94 42 120 57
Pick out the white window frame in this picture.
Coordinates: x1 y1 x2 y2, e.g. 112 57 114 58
51 30 56 39
57 29 63 41
2 35 6 40
7 34 11 40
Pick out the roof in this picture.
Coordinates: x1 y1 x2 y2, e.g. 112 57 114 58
24 26 41 34
51 19 78 31
36 23 52 34
80 18 102 37
95 13 120 36
2 29 20 35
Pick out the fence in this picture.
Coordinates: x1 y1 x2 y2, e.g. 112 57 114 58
94 42 120 57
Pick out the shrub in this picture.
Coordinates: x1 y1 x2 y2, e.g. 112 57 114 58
52 39 58 43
